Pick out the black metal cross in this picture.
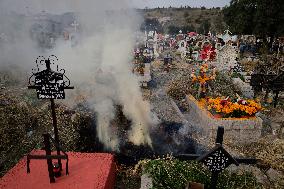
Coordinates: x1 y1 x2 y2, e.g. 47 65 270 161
27 55 74 180
176 127 257 189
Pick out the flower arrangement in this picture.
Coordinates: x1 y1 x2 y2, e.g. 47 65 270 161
206 97 262 118
199 43 216 61
191 64 216 98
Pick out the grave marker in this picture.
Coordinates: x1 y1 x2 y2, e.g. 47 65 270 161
27 55 74 182
177 126 257 189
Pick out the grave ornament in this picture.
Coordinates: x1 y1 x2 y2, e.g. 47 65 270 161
28 55 73 99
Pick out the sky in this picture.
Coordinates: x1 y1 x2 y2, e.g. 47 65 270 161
0 0 232 15
131 0 231 8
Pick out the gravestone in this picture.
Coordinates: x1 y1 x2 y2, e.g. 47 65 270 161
178 40 187 53
216 45 238 71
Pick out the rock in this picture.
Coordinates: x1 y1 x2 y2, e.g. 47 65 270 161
271 122 282 136
228 164 269 186
0 99 11 106
140 174 153 189
266 168 284 187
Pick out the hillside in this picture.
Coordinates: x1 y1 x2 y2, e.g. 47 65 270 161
139 7 227 34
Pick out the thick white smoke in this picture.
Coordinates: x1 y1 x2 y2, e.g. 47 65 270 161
0 0 155 151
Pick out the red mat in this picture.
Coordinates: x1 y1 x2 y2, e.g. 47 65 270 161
0 150 116 189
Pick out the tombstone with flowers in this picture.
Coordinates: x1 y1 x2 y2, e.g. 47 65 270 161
186 93 263 144
185 63 263 144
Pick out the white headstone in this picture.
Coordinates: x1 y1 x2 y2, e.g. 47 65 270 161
216 45 238 71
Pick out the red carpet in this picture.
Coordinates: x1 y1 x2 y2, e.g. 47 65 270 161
0 150 116 189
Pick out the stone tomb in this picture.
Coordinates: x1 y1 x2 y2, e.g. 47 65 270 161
0 150 116 189
185 94 262 145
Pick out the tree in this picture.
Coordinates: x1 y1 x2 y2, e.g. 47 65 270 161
141 18 164 33
168 25 180 35
198 19 211 34
223 0 284 37
213 13 226 33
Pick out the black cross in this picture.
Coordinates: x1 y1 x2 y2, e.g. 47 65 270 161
176 127 257 189
27 56 74 182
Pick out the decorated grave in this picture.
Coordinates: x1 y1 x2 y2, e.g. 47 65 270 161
185 94 262 144
189 61 262 144
166 60 263 145
132 52 152 87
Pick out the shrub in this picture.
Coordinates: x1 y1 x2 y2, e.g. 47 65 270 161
143 158 262 189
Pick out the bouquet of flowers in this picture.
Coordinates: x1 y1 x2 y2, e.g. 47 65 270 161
191 64 216 98
200 43 216 61
206 96 262 118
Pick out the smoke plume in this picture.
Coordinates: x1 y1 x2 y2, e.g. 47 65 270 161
0 0 155 151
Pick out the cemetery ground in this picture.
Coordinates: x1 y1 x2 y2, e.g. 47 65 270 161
1 31 284 188
1 53 284 189
0 0 283 188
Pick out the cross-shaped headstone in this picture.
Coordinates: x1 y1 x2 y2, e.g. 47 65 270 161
197 127 239 189
71 20 79 32
28 55 74 181
177 126 258 188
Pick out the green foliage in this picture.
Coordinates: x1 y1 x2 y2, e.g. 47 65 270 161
167 25 181 35
208 72 242 98
197 19 211 34
0 95 40 176
21 90 41 106
223 0 284 36
141 18 164 33
143 7 223 34
143 158 262 189
231 72 245 82
213 12 226 33
217 171 262 189
144 158 210 189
